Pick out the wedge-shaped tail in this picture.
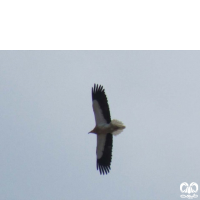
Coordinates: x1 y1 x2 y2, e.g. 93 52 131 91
110 119 126 136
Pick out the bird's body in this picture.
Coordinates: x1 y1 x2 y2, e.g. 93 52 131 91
89 84 125 175
90 119 125 135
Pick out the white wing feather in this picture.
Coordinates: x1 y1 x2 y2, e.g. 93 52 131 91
92 100 107 125
96 134 106 159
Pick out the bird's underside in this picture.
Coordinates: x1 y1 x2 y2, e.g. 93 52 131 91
90 120 125 135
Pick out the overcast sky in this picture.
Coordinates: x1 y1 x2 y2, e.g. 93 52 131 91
0 51 200 200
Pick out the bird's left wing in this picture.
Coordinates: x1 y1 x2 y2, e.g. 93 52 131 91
96 133 112 175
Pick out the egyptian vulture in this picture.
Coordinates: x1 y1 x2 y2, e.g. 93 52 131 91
89 84 125 175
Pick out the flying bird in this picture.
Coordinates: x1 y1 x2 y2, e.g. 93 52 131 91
89 84 125 175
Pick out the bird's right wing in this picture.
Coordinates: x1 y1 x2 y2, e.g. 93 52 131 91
92 84 111 125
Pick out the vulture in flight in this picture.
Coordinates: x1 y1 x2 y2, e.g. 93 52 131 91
89 84 125 175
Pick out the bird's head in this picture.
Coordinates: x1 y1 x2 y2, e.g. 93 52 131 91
88 127 97 134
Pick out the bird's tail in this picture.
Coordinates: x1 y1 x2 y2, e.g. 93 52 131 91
110 119 126 136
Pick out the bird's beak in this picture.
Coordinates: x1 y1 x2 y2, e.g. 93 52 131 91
88 128 95 134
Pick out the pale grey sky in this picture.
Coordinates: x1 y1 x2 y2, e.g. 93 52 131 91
0 51 200 200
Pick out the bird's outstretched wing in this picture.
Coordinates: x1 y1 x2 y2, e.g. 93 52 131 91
96 133 112 175
92 84 111 125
